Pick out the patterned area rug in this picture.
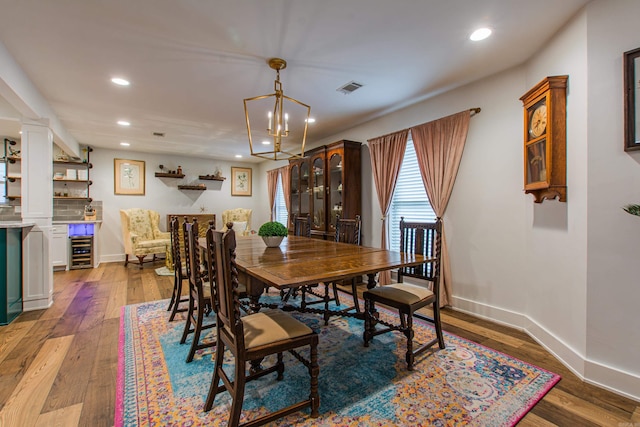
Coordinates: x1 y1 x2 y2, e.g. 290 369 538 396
116 294 560 426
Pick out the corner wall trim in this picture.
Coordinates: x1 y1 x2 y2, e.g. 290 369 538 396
450 295 640 402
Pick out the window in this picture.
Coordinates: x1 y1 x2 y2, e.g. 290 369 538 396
273 172 288 227
388 138 436 251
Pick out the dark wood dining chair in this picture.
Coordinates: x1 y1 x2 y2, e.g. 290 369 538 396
301 215 362 323
180 217 216 363
167 216 189 321
203 225 320 426
293 213 312 237
363 217 445 370
279 214 312 302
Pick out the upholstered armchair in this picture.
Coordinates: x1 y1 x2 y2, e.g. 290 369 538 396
120 208 171 269
221 208 252 235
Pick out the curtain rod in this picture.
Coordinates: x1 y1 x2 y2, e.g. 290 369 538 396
369 108 481 142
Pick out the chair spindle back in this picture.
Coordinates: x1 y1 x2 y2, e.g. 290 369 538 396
398 217 442 282
334 214 362 245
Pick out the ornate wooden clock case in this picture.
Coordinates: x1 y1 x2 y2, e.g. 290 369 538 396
519 75 568 203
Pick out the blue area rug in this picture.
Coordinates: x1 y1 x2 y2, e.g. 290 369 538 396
116 293 560 426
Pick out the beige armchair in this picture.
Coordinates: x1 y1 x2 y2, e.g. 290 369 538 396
221 208 252 235
120 208 171 269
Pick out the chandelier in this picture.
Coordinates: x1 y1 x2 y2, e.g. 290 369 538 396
244 58 311 161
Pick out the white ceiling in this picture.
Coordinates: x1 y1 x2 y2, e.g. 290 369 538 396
0 0 589 163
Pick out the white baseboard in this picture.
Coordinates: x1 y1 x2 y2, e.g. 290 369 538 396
100 254 126 263
450 295 640 402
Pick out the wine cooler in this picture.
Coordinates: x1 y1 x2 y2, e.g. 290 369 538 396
70 235 93 269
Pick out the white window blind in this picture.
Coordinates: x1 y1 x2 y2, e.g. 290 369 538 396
273 172 288 227
388 139 436 251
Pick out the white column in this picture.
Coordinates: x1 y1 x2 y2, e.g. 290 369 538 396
20 121 54 311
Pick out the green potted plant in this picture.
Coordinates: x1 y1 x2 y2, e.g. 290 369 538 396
623 204 640 217
258 221 288 247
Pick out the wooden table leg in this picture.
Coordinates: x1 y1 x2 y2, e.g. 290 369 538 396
366 273 377 289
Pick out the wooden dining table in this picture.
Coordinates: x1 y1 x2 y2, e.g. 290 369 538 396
200 234 431 319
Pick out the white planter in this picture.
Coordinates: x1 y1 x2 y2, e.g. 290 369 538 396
261 236 284 247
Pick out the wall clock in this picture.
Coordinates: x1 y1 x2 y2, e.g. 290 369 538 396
520 75 568 203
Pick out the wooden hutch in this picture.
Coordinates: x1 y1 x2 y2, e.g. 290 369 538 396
289 140 361 239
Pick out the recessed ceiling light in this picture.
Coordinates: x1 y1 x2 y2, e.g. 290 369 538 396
120 142 130 146
470 28 492 41
117 120 130 126
235 154 243 158
306 118 316 123
111 77 130 86
262 140 270 145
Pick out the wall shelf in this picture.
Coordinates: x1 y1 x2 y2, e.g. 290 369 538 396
198 175 226 181
54 160 92 168
155 172 185 178
178 185 206 191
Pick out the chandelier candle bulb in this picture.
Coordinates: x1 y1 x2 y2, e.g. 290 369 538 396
268 111 272 131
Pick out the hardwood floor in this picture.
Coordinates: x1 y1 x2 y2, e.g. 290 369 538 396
0 262 638 426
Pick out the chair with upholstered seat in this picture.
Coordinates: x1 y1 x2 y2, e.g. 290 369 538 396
300 215 363 322
180 217 216 363
120 208 171 269
279 214 312 302
363 217 445 370
167 216 189 321
221 208 252 236
165 213 216 271
203 225 320 426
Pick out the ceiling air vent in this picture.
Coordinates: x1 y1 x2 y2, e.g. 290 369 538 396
152 132 165 137
337 81 364 95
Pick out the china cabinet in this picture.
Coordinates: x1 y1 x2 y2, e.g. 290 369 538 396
289 140 361 239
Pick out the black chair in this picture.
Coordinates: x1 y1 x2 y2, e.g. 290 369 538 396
301 215 362 322
203 225 320 426
167 216 189 321
363 217 445 370
179 217 216 363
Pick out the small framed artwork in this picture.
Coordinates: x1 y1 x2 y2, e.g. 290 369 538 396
114 158 146 195
231 167 252 196
624 47 640 151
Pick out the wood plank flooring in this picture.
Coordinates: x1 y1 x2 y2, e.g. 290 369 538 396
0 262 637 426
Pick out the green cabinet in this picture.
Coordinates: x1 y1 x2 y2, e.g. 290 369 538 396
0 227 23 325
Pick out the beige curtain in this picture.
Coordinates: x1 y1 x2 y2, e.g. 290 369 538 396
411 110 471 306
266 169 279 221
367 129 409 285
280 166 291 227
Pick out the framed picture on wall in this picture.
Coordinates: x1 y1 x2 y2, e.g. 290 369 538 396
231 167 252 196
114 158 146 195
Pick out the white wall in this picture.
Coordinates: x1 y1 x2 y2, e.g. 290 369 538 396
90 148 268 262
585 0 640 392
303 2 639 401
524 10 590 377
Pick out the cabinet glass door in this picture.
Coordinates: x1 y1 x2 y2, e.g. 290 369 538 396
328 153 343 231
290 164 300 216
525 139 547 186
300 162 310 216
311 157 324 230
